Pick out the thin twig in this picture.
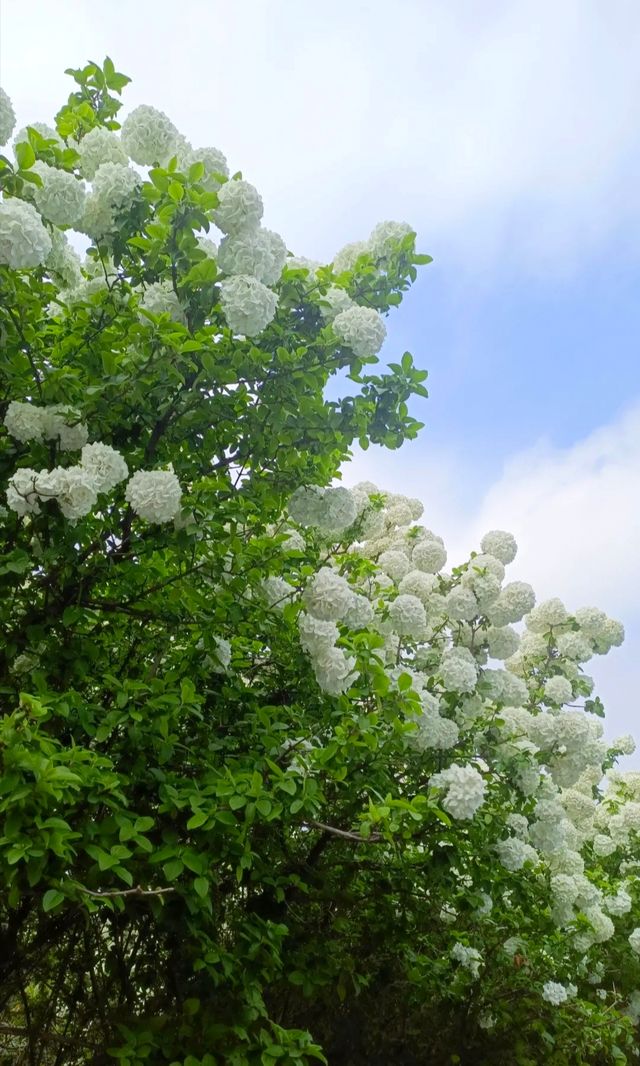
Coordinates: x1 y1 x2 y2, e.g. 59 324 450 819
305 819 384 843
76 883 176 899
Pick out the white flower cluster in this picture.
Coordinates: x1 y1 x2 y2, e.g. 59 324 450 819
178 144 229 190
6 441 129 522
81 162 141 240
318 285 354 322
124 467 182 524
214 179 264 236
431 763 486 820
288 485 360 536
219 275 278 336
32 161 86 227
46 230 83 289
333 305 387 359
332 220 415 274
450 941 482 978
0 87 16 146
75 127 129 180
139 281 186 324
542 982 577 1006
4 401 88 451
218 227 287 287
120 104 181 166
0 198 52 269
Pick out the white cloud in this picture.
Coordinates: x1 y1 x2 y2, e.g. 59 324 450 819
2 0 640 270
344 403 640 749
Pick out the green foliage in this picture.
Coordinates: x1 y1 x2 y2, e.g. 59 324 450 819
0 58 636 1066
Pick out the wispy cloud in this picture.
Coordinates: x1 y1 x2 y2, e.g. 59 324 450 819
345 403 640 746
3 1 640 270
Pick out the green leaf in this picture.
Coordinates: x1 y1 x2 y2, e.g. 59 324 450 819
42 889 64 912
193 876 209 899
15 141 35 170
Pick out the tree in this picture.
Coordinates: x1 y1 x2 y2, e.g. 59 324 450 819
0 58 638 1066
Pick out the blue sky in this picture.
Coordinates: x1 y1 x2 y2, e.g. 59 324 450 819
1 0 639 749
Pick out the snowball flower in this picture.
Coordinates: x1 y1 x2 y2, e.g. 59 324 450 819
303 567 355 622
218 227 287 286
6 468 41 515
214 179 263 235
219 274 278 336
139 281 186 324
333 305 386 359
31 161 86 227
480 530 517 564
556 631 593 662
629 929 640 955
431 762 486 820
46 229 83 289
0 87 16 146
315 486 358 534
75 127 129 179
450 942 482 978
542 982 576 1005
318 285 354 321
444 586 478 621
4 401 46 443
398 570 438 604
125 467 182 523
313 644 357 696
0 198 52 269
486 626 520 660
413 709 459 751
81 162 141 239
412 537 447 574
526 598 568 632
377 549 412 582
287 485 326 527
544 676 573 706
261 575 294 608
120 104 181 165
332 240 369 273
179 144 229 190
80 443 129 493
368 220 414 259
487 581 536 625
495 838 539 871
440 647 478 693
42 407 88 451
388 594 427 638
35 465 98 521
298 612 340 655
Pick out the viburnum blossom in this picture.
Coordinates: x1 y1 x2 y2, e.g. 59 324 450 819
214 179 263 235
0 198 52 269
178 144 229 190
332 239 369 273
125 467 182 523
120 104 181 165
2 57 639 1065
333 305 387 358
6 467 41 515
218 228 287 287
219 274 278 336
0 86 16 146
139 281 186 323
318 285 354 321
81 161 141 239
31 161 86 227
75 126 129 179
35 465 98 521
369 220 414 259
80 443 129 493
431 762 486 820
